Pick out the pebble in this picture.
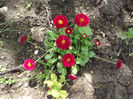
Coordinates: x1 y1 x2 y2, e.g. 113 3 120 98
0 6 8 13
34 50 39 55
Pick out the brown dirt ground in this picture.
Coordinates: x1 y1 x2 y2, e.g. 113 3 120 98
0 0 133 99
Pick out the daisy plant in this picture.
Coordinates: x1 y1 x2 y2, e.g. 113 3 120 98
44 13 95 78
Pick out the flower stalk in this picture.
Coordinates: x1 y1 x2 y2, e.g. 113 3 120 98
27 40 46 52
94 55 116 64
35 46 55 63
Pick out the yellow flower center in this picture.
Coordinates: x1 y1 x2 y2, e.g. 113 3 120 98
67 58 71 62
83 35 86 38
96 42 99 45
28 62 32 67
58 20 63 24
67 30 70 33
80 18 84 23
61 40 65 45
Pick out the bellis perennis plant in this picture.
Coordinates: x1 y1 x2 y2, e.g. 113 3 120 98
44 13 95 77
43 13 95 98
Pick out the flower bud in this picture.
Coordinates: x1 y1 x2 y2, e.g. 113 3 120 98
58 55 61 59
69 46 72 50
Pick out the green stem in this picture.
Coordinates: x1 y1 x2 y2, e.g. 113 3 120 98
90 38 97 44
35 47 55 63
94 56 116 64
27 40 46 52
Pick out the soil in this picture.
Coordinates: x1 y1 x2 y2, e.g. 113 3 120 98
0 0 133 99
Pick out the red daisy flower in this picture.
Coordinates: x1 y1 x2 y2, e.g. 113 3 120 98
65 27 73 34
95 41 100 46
23 59 36 71
82 33 87 38
117 59 122 69
68 74 78 80
20 35 27 44
62 53 75 68
53 15 68 28
48 87 50 90
56 35 71 50
74 13 89 27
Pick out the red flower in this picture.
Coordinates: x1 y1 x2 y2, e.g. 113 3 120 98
68 74 78 80
23 59 36 71
117 59 122 69
65 27 72 34
62 53 75 68
20 35 27 44
53 15 68 28
95 41 100 46
48 87 50 90
82 33 87 38
56 35 71 50
74 13 89 27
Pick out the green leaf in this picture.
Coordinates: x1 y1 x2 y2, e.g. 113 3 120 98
88 43 94 50
57 68 62 73
81 46 88 53
71 65 78 75
59 75 65 83
54 81 62 90
46 58 57 66
74 33 81 39
57 62 63 69
48 89 60 98
73 39 79 49
88 51 95 58
74 24 78 32
129 53 133 56
79 53 89 65
120 32 128 40
81 39 90 46
128 28 133 39
79 26 92 36
61 67 67 76
45 54 52 60
76 58 82 65
60 90 68 99
44 80 54 87
51 74 57 81
60 28 66 35
47 30 58 40
129 28 133 33
104 0 108 4
60 50 66 55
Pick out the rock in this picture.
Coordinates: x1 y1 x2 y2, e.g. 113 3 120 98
0 6 8 13
69 73 94 99
31 27 46 42
0 84 6 90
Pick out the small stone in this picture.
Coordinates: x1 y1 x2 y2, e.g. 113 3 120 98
90 71 93 74
0 6 8 13
0 64 2 68
34 50 39 55
31 27 45 42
